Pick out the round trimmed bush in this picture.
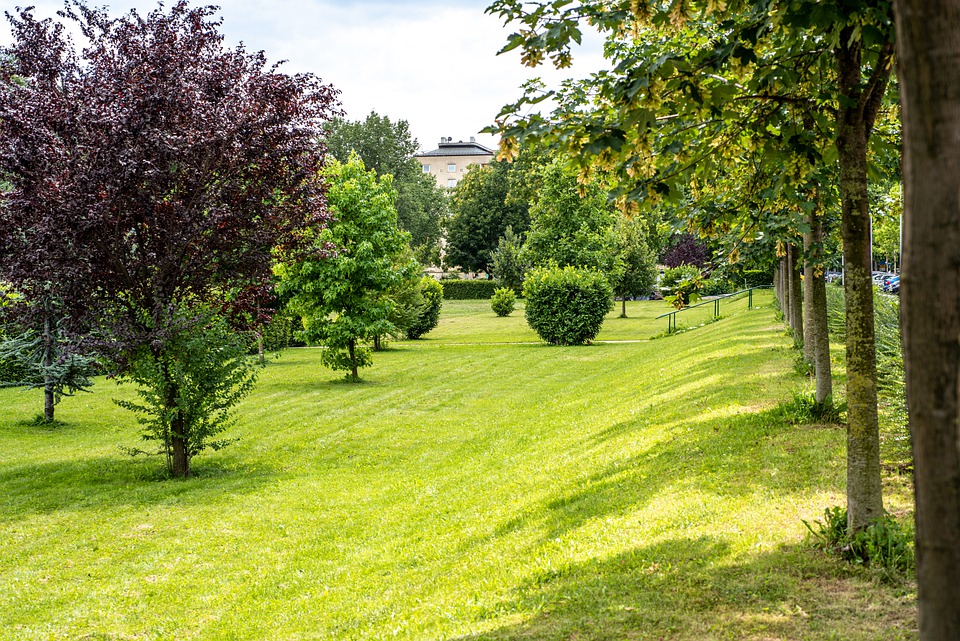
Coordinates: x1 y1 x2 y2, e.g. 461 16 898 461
522 265 613 345
406 276 443 339
490 287 516 317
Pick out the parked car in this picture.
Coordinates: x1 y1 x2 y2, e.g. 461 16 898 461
873 271 894 288
883 275 900 294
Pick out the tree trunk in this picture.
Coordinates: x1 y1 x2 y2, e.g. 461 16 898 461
804 213 833 404
835 35 884 533
42 312 55 422
774 263 782 308
621 298 627 318
788 243 804 344
895 1 960 637
171 409 189 478
161 359 189 478
373 334 383 351
348 339 358 380
784 252 793 330
803 227 816 366
256 331 265 366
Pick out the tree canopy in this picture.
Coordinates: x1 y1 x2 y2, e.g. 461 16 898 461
324 112 447 265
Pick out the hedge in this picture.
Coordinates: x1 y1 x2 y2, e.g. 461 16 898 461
440 279 502 300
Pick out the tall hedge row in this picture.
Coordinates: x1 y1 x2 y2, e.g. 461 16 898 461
440 279 502 300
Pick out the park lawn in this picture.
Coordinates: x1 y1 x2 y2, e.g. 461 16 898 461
428 290 759 344
0 293 916 640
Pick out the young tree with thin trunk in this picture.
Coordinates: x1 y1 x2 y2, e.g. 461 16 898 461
276 156 416 381
895 0 960 637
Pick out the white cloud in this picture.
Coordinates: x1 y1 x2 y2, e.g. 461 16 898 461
1 0 606 152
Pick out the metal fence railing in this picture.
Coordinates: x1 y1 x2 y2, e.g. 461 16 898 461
655 286 773 333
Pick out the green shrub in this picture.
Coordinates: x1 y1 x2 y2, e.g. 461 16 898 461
660 265 703 309
407 277 443 339
522 266 613 345
441 279 501 300
117 306 258 474
803 506 914 575
699 276 733 296
490 288 516 317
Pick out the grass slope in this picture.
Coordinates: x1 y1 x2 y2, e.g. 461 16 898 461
0 293 916 640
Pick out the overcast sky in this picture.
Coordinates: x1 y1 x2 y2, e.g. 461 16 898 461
1 0 605 153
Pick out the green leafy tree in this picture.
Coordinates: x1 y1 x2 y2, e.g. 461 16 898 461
613 216 658 317
446 160 531 273
324 112 448 265
522 160 621 280
491 225 528 294
277 156 414 380
406 277 443 340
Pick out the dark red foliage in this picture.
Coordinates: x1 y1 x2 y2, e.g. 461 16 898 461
662 233 710 268
0 1 339 360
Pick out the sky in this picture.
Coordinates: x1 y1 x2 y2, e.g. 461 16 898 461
0 0 606 153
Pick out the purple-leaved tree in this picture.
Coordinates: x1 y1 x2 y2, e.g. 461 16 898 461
0 1 339 477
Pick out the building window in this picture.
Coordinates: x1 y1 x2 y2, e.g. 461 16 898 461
422 164 430 173
447 163 456 173
447 178 457 188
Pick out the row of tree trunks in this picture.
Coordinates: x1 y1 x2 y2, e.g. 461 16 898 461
895 1 960 638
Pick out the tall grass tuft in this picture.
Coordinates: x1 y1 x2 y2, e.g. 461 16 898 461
826 284 909 469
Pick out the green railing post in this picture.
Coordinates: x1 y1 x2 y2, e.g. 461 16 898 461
714 298 720 318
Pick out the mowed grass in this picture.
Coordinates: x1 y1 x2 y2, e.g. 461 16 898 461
0 292 916 640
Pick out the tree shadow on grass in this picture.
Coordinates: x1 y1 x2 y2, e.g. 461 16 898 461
482 401 843 548
0 453 280 523
449 538 915 641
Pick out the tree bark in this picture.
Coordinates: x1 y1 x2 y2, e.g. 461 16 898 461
895 1 960 638
834 33 886 533
42 312 55 422
171 409 189 478
804 211 833 404
161 359 189 478
621 298 627 318
348 338 358 380
774 263 782 308
256 331 265 366
788 243 804 344
803 228 816 366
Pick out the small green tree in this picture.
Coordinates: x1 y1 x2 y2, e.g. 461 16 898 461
277 156 413 380
523 266 613 345
324 112 448 265
613 217 657 317
118 305 257 476
491 226 528 294
406 277 443 339
0 290 94 422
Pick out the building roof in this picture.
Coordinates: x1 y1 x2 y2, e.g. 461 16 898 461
416 138 495 158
